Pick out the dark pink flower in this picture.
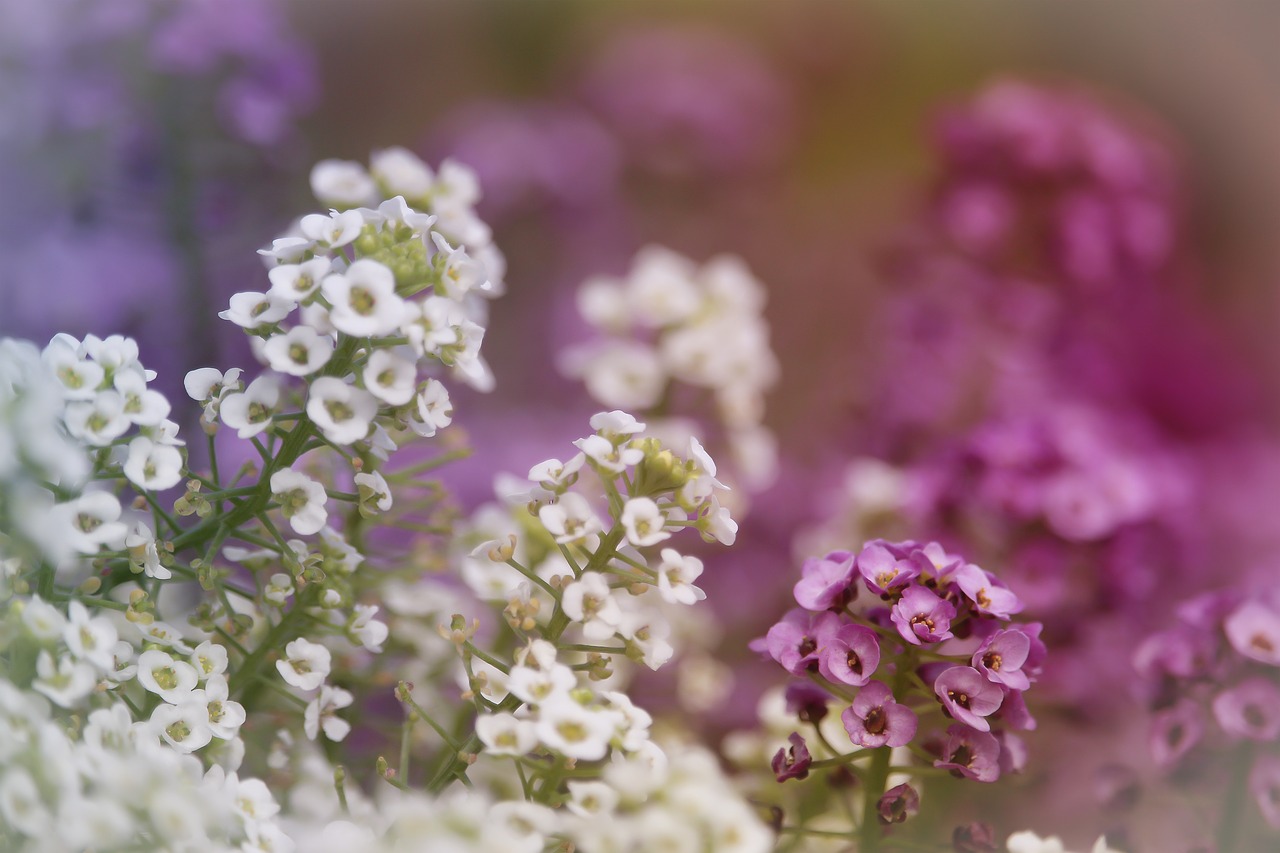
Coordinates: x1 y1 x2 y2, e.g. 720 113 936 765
934 666 1004 732
935 724 1001 782
818 623 880 687
752 608 840 676
841 681 917 748
952 563 1023 619
972 628 1032 690
891 585 956 645
877 783 920 825
856 542 921 597
1150 699 1204 770
771 732 812 782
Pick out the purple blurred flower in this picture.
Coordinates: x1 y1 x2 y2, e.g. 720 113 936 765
1223 600 1280 666
794 549 858 611
1250 754 1280 829
784 681 830 725
935 724 1001 782
934 666 1005 732
771 732 812 782
842 681 917 749
817 622 880 687
952 822 1000 853
1211 678 1280 741
891 584 956 645
752 608 839 675
857 541 921 597
1149 699 1204 770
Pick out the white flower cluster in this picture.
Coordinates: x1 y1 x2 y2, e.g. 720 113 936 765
560 742 773 853
1007 831 1125 853
561 247 780 490
0 683 285 853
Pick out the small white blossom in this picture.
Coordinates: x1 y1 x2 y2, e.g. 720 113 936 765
700 496 738 546
304 684 353 741
409 378 453 437
349 604 389 652
264 572 295 606
655 548 706 606
276 638 331 691
539 493 602 545
299 209 364 248
42 336 103 400
354 470 393 514
528 454 585 492
430 231 485 301
32 650 97 708
190 642 229 681
621 497 672 547
270 468 329 536
322 259 408 337
20 595 67 641
566 780 620 819
267 256 332 301
220 374 281 439
150 701 213 754
476 713 538 757
262 326 334 376
306 377 377 445
572 341 666 410
137 649 199 703
114 370 170 426
63 600 118 671
590 410 646 439
57 491 128 554
126 521 169 579
363 349 417 406
536 696 616 761
219 291 294 329
64 391 130 445
123 435 184 490
310 159 378 207
507 663 576 705
561 573 623 642
370 146 435 199
190 675 246 740
574 434 643 474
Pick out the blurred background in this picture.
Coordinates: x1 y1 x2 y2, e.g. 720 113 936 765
6 1 1280 848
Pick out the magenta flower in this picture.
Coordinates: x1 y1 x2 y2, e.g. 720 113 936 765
1211 678 1280 741
1224 601 1280 666
793 550 857 611
934 666 1004 732
784 681 830 725
753 609 840 676
891 585 956 645
771 732 812 782
1149 699 1204 770
877 783 920 825
952 563 1023 619
1250 754 1280 829
841 681 918 748
818 623 881 687
856 542 921 596
972 629 1031 690
935 724 1001 782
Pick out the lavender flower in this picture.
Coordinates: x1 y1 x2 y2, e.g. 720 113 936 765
935 724 1001 783
794 549 857 611
934 666 1005 733
817 623 880 687
771 732 812 783
841 681 917 749
891 584 957 645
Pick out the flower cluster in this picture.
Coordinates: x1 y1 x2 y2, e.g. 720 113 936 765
752 539 1043 843
1133 588 1280 830
562 246 779 492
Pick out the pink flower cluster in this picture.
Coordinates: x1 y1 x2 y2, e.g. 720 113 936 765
753 539 1044 785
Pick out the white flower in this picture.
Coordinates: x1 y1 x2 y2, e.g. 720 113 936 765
577 276 630 332
561 573 623 642
57 491 128 554
64 600 118 671
434 158 482 209
276 638 331 691
408 378 453 437
184 366 242 420
370 146 435 199
535 696 616 761
528 454 585 491
43 336 103 399
306 377 377 445
82 334 143 373
626 247 702 328
348 604 389 652
362 349 417 406
220 375 281 439
574 434 643 474
150 701 213 754
304 685 353 741
20 595 66 641
137 649 199 703
114 370 170 426
374 195 437 232
655 549 706 605
190 675 246 740
430 232 485 301
486 801 558 853
270 468 328 536
507 663 576 705
1007 832 1068 853
621 497 672 547
123 435 184 490
700 496 738 546
590 410 646 439
32 649 97 707
321 259 407 337
616 611 674 669
219 291 294 329
566 780 620 818
476 713 537 757
259 236 314 264
126 521 169 579
262 326 334 376
311 159 378 207
64 391 130 445
0 768 48 836
574 341 667 410
538 493 602 545
190 642 229 681
264 572 295 606
299 209 364 248
134 620 194 654
354 470 393 514
267 256 332 301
